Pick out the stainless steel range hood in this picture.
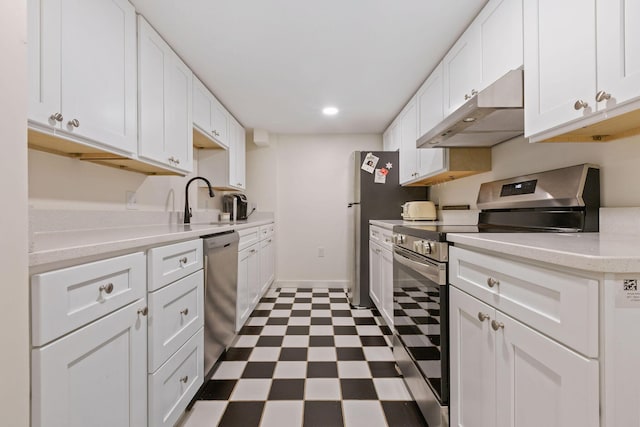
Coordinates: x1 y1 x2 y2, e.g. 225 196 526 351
417 69 524 148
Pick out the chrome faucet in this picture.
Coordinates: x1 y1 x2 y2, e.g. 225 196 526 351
184 177 215 224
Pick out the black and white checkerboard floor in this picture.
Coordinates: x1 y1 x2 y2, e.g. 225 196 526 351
179 287 429 427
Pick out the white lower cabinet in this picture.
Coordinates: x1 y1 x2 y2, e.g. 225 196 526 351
369 225 394 328
450 287 599 427
32 299 148 427
237 223 276 331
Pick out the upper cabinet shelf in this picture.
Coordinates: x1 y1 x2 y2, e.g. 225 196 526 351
524 0 640 143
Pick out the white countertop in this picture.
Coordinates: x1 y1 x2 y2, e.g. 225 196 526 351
29 218 273 270
448 232 640 273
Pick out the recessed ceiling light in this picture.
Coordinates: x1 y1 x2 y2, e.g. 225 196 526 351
322 106 339 116
463 117 476 123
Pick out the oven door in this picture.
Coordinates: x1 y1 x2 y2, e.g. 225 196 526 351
393 245 449 406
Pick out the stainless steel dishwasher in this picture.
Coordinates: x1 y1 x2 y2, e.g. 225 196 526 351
202 230 239 379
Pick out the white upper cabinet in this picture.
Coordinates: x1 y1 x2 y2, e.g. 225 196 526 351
596 0 640 108
417 62 445 137
524 0 640 141
198 116 246 191
443 26 482 116
231 118 247 190
28 0 137 154
477 0 524 90
382 119 400 152
138 16 193 173
523 0 597 137
193 77 229 148
398 96 419 183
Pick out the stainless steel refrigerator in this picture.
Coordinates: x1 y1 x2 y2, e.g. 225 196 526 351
348 151 427 307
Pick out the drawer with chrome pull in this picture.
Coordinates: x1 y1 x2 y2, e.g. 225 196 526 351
31 252 146 346
148 239 203 291
147 269 204 372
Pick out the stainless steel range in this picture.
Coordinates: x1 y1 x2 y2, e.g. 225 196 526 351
391 164 600 427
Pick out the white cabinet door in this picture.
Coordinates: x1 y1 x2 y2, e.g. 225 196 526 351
450 287 496 427
477 0 523 90
417 62 445 138
211 97 229 147
138 16 193 173
523 0 597 136
192 77 214 137
32 299 147 427
165 55 193 172
369 241 382 309
495 312 599 427
237 244 259 330
399 97 418 184
380 247 394 328
233 121 247 190
29 0 137 153
383 120 400 152
596 0 640 109
260 235 275 294
443 25 482 116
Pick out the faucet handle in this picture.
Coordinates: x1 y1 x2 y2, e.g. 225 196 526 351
188 207 192 218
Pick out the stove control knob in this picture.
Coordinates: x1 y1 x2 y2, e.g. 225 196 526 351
423 242 432 254
393 234 405 244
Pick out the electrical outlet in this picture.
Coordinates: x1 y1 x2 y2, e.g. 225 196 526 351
126 191 138 210
318 247 325 258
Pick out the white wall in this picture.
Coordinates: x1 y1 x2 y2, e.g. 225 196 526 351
431 134 640 208
29 149 224 213
1 0 30 424
246 134 382 287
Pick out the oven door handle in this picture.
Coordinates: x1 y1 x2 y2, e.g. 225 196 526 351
394 249 447 286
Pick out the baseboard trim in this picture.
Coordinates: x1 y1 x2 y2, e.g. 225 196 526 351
271 280 349 290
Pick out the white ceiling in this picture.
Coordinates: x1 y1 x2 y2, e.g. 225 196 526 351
130 0 488 134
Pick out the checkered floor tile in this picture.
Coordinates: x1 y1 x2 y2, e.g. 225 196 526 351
180 287 429 427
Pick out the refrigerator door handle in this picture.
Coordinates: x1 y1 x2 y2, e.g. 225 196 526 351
348 202 361 208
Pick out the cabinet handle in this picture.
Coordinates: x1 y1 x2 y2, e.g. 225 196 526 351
267 239 272 243
477 312 490 322
595 90 611 103
174 158 180 164
491 320 504 331
99 283 114 294
486 277 499 288
250 249 257 254
464 94 471 100
237 183 243 186
471 89 478 96
49 112 63 122
574 100 589 110
179 257 188 265
179 375 188 383
180 308 189 316
137 307 148 316
68 119 80 128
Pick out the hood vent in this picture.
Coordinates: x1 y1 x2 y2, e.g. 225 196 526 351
417 69 524 148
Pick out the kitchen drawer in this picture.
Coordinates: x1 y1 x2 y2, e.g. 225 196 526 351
148 270 204 372
449 246 599 357
238 226 260 251
370 226 393 251
31 252 146 346
148 327 204 427
148 239 203 291
259 223 275 240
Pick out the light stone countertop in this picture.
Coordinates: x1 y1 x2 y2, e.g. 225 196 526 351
29 218 274 271
447 232 640 273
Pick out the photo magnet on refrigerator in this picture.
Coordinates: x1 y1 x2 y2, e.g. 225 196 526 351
361 152 379 174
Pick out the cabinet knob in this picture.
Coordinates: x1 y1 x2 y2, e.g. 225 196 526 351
179 257 188 265
49 112 64 122
595 90 611 103
486 277 500 288
471 89 478 96
464 94 471 100
477 312 490 322
174 158 180 164
180 375 189 383
99 283 114 294
68 119 80 128
574 100 589 110
137 307 148 316
491 320 504 331
180 308 189 316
